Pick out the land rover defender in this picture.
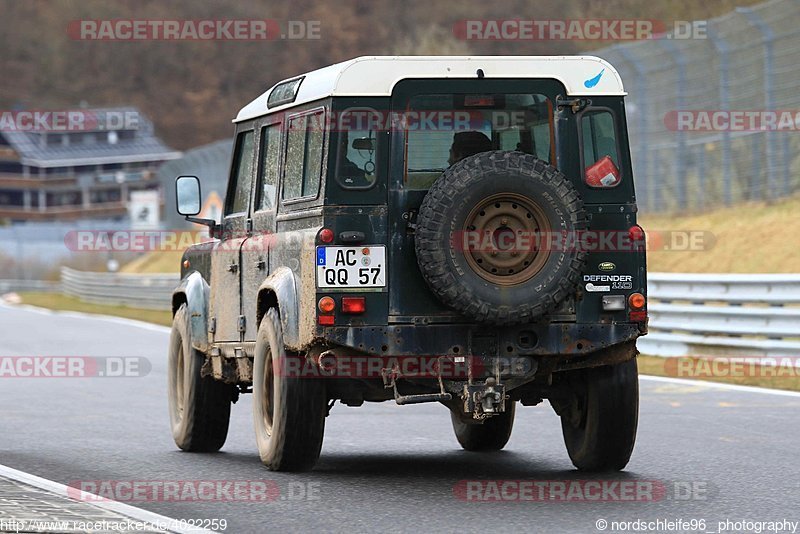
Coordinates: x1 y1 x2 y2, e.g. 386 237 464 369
168 56 648 472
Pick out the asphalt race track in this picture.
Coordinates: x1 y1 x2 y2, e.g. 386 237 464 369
1 302 798 533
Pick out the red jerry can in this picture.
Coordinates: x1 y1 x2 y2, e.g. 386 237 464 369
584 155 621 188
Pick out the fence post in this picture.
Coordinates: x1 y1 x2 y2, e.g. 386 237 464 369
738 7 776 201
706 24 734 206
697 144 706 209
657 39 688 211
616 44 652 212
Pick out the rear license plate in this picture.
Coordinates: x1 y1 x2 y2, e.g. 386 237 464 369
316 246 386 288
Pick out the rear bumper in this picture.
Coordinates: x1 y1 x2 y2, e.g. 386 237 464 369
320 321 642 360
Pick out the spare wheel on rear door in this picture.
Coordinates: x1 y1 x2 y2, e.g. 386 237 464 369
414 150 587 325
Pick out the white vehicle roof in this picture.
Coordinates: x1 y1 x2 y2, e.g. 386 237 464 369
234 55 625 123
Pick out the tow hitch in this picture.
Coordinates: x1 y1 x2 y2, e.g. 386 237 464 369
463 377 507 420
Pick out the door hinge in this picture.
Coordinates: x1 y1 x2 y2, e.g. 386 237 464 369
238 315 246 332
209 316 216 334
556 95 591 113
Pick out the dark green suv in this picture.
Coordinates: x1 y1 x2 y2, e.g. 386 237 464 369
168 56 648 472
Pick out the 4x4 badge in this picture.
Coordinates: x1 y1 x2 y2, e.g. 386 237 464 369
598 262 616 272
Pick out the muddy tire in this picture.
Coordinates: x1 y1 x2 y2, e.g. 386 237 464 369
451 402 515 451
167 304 233 452
415 151 586 325
560 354 639 471
252 308 326 471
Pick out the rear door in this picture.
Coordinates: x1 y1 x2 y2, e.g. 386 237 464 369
209 129 255 342
387 79 566 321
241 120 282 341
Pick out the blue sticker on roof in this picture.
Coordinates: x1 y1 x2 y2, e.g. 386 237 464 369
584 69 605 89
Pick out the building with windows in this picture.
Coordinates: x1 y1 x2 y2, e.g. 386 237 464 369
0 107 181 222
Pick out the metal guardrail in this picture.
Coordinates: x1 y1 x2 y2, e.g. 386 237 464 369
640 273 800 358
4 270 799 358
59 267 178 310
0 279 61 293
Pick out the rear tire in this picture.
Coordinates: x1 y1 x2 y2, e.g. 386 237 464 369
252 308 326 471
451 402 515 451
167 304 232 452
560 355 639 471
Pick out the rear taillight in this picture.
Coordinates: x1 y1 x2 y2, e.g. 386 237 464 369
318 228 334 244
318 296 335 325
629 310 647 322
318 296 335 313
628 224 645 245
341 297 366 314
628 292 646 322
628 292 646 310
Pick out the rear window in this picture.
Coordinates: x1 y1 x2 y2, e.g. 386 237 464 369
282 110 325 200
404 93 553 190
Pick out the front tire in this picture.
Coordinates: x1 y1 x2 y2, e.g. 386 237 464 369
167 304 233 452
451 402 515 451
559 354 639 471
252 308 326 471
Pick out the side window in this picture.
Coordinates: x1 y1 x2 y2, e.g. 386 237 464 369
225 130 255 215
257 124 281 211
282 110 325 200
581 110 619 166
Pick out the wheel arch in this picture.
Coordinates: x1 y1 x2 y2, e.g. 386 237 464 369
171 271 210 354
256 266 302 350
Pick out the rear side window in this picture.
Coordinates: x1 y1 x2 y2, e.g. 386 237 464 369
225 130 255 215
257 124 281 211
282 110 325 200
581 110 619 166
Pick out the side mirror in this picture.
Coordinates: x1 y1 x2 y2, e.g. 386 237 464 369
176 176 201 216
352 137 375 151
175 175 221 238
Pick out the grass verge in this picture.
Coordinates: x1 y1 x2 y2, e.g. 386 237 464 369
639 194 800 273
15 292 173 327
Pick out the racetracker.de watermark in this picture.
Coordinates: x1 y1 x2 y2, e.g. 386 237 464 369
664 110 800 132
453 230 712 253
0 356 150 378
67 480 320 502
664 357 800 378
454 479 711 502
63 230 304 253
0 110 139 132
276 353 532 379
452 19 707 41
67 19 321 40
